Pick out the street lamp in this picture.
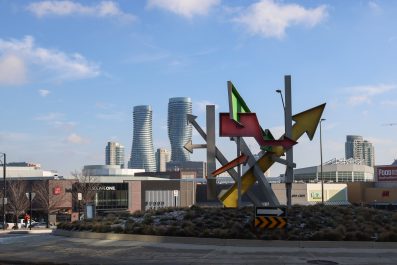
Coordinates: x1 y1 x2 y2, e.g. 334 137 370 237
320 118 326 204
275 90 285 109
276 77 293 208
0 153 5 230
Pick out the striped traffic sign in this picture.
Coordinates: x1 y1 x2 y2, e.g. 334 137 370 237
255 216 287 229
255 206 287 230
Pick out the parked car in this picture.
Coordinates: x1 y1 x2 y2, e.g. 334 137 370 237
30 222 47 228
17 219 37 228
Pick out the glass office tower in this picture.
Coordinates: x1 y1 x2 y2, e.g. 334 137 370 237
129 105 156 172
168 97 192 162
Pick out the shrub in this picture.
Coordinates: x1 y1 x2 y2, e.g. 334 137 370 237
131 210 144 218
142 214 153 225
311 228 344 241
111 225 124 233
379 231 397 242
92 224 111 233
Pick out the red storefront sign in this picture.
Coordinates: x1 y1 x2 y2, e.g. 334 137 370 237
53 186 61 195
377 166 397 181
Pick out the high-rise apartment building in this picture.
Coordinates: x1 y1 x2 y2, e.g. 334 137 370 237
168 97 192 162
362 140 375 167
156 148 170 172
345 135 375 167
105 141 125 168
129 105 156 172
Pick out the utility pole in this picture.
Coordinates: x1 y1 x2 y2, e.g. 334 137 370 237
2 153 5 230
206 105 217 201
320 118 326 204
237 137 242 208
284 76 293 208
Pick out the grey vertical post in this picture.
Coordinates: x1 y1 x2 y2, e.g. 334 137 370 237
206 105 217 200
237 137 242 208
320 119 325 204
29 192 32 230
284 75 293 207
2 154 5 230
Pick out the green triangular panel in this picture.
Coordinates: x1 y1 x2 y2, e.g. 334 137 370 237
228 82 250 122
260 129 275 151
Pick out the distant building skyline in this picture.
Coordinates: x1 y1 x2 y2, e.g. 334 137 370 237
345 135 375 167
129 105 156 172
156 148 170 172
166 161 206 179
105 141 125 168
168 97 192 162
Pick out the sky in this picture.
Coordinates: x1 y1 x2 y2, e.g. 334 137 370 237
1 0 397 177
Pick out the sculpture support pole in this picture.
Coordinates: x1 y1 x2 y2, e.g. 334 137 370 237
237 137 242 208
206 105 217 200
284 75 293 207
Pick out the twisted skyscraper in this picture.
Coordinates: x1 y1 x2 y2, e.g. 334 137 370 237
129 105 156 172
168 97 192 162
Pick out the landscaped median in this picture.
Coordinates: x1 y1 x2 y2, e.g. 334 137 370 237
56 205 397 242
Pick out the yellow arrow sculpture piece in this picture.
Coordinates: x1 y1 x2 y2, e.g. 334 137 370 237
220 103 326 208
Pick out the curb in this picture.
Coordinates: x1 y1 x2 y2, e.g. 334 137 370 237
0 229 54 235
53 229 397 249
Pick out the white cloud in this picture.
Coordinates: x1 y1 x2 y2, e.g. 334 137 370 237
66 133 88 144
0 131 30 142
0 35 99 81
368 1 381 14
27 1 135 22
366 137 394 146
147 0 220 18
0 54 27 85
38 89 50 97
34 112 76 130
381 100 397 107
346 84 396 106
34 112 63 121
96 112 125 121
52 121 76 130
95 102 114 109
234 0 327 39
194 100 219 113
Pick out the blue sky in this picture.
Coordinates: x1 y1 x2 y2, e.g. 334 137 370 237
0 0 396 177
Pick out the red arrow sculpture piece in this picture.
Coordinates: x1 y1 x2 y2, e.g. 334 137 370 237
211 153 249 177
219 113 297 149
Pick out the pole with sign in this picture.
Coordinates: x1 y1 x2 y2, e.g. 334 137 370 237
78 193 82 221
254 206 287 230
173 190 179 208
25 192 35 230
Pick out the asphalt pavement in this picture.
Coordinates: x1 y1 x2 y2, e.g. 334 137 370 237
0 232 397 265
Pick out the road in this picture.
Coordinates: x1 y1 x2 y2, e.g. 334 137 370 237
0 233 397 265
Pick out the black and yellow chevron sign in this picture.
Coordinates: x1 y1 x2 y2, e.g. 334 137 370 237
255 216 287 229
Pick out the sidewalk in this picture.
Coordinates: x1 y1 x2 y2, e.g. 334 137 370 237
0 228 54 234
54 229 397 249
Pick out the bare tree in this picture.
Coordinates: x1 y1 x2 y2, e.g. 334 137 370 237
33 181 69 228
7 180 29 228
71 171 100 215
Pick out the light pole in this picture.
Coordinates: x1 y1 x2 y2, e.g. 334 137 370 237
276 76 293 208
276 90 285 109
0 153 5 230
320 118 326 204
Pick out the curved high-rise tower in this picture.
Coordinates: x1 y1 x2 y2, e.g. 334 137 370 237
129 105 156 172
168 97 192 162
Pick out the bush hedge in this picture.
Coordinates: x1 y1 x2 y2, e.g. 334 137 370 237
57 205 397 241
